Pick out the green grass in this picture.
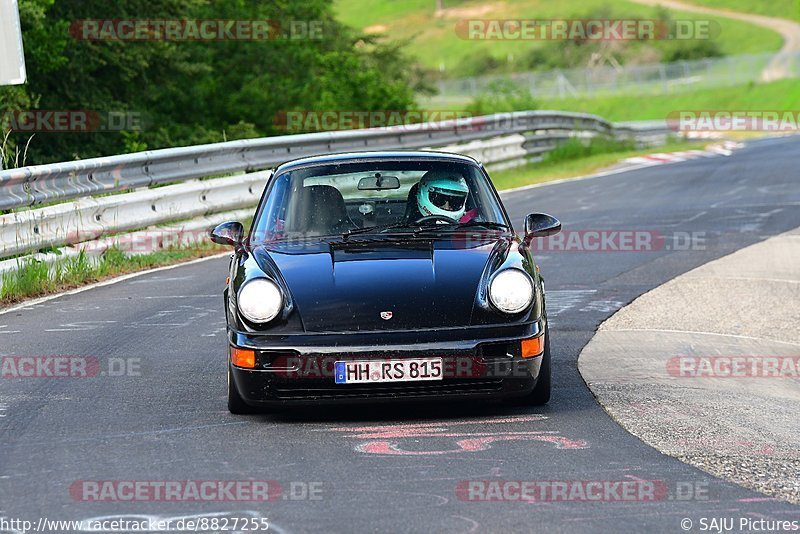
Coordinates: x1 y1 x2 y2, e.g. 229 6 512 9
543 137 635 163
2 259 54 299
428 79 800 120
0 245 225 305
681 0 800 21
536 79 800 121
1 216 256 304
489 138 697 190
334 0 784 76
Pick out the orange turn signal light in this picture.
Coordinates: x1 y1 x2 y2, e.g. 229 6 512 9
230 346 256 369
521 336 544 358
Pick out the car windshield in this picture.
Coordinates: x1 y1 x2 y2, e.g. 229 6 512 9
251 159 508 242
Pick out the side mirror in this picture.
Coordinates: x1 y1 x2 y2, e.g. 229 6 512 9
524 213 561 238
210 221 244 247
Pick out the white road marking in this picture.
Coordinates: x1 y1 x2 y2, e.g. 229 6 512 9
580 300 625 313
450 515 481 533
45 320 117 332
622 156 660 165
0 325 20 334
546 290 597 316
19 421 249 446
682 210 708 223
708 146 733 156
129 276 196 284
202 325 227 337
125 305 217 328
110 295 219 300
687 149 717 158
54 305 102 313
622 142 744 167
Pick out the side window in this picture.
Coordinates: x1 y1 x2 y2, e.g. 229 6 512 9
253 173 290 239
465 167 505 223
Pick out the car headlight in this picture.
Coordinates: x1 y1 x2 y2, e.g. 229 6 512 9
237 278 283 323
489 268 534 314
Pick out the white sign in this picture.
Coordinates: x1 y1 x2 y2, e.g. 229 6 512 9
0 0 27 85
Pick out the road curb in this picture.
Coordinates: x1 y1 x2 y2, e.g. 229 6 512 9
578 226 800 503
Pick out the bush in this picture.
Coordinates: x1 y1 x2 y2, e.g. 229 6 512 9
664 40 723 62
467 80 539 115
453 48 506 77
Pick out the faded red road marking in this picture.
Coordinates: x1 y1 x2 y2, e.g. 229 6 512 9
326 415 589 456
357 434 588 455
327 415 546 437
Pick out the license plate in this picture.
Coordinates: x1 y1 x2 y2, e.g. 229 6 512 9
334 358 443 384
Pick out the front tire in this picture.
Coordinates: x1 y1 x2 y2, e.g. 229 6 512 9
227 366 259 414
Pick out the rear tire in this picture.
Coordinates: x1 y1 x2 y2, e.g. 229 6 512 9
517 326 551 406
227 366 259 415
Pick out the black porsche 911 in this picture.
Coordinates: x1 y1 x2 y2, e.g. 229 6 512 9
210 151 561 413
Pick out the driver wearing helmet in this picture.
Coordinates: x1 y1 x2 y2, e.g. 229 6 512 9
409 170 478 223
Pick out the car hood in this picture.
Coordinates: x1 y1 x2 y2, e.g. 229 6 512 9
253 236 510 332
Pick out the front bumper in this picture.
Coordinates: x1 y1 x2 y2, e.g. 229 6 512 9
228 320 545 406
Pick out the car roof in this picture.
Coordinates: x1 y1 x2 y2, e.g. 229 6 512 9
274 150 481 173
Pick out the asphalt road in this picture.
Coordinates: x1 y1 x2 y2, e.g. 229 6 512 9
1 136 799 533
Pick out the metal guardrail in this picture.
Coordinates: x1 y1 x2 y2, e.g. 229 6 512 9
0 111 673 268
0 111 638 210
0 172 268 259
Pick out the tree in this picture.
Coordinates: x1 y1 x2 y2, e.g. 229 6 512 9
0 0 421 166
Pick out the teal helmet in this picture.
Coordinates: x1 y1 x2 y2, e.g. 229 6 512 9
416 171 469 220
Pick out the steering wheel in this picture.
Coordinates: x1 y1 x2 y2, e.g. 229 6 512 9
415 214 458 225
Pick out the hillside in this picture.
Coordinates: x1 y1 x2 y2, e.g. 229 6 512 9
333 0 784 77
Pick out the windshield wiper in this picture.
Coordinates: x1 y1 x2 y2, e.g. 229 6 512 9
456 221 511 230
412 220 511 234
342 222 420 240
342 220 510 240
